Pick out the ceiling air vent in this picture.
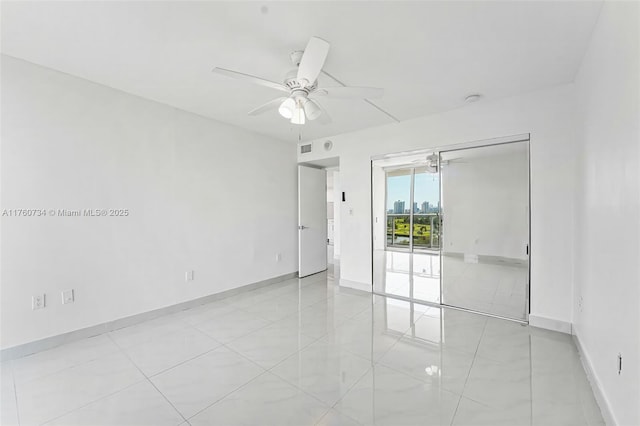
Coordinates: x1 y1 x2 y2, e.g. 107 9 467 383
300 144 312 154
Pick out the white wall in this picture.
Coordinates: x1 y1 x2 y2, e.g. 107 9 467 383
0 56 298 349
573 2 640 425
441 144 529 260
298 84 577 326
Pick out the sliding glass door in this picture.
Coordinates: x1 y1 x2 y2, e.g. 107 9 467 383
372 160 441 304
385 167 440 251
385 169 412 249
413 167 441 251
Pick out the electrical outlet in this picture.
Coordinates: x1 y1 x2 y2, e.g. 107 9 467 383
61 289 74 304
185 270 195 282
32 294 45 310
276 253 282 262
578 296 584 312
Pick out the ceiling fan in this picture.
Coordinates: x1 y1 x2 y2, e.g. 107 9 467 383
425 153 439 173
413 153 468 173
212 37 384 125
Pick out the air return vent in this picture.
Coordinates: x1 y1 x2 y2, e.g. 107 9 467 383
300 144 312 154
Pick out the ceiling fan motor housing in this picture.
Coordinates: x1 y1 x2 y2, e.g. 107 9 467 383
284 68 317 94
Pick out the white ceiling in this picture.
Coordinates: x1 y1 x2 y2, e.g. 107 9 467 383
1 1 602 142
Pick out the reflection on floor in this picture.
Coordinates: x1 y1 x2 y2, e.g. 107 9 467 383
0 273 602 426
442 253 528 320
373 250 528 320
327 244 339 280
373 250 441 303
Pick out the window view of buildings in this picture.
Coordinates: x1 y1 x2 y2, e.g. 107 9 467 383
386 170 441 249
388 200 440 215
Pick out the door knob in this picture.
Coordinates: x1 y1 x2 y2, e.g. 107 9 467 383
298 225 308 230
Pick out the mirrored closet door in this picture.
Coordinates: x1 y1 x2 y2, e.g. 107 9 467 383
372 137 530 322
440 141 530 320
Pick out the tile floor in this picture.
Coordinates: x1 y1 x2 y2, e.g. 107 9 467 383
441 254 529 321
374 251 529 320
0 271 603 425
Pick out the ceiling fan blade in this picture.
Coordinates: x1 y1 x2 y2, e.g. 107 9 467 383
310 89 328 97
297 37 330 87
212 67 289 93
319 86 384 99
316 102 332 125
247 97 288 116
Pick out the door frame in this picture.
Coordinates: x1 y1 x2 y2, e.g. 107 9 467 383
298 165 328 278
298 159 340 278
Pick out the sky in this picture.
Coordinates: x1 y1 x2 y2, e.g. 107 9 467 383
386 172 439 211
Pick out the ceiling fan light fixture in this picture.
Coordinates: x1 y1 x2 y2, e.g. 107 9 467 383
291 105 306 125
278 97 295 119
303 98 322 120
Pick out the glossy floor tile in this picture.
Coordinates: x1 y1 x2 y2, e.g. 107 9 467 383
1 362 19 426
120 325 220 377
15 352 145 425
270 338 372 405
373 250 441 304
189 372 329 426
150 346 264 419
441 254 529 320
44 381 183 426
1 270 603 425
374 250 529 321
334 364 461 425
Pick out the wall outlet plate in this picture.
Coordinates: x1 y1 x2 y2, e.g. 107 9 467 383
32 294 45 310
185 270 195 281
62 289 74 304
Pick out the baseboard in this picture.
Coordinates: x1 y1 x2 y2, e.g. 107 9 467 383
528 314 572 334
0 271 298 361
572 328 617 426
338 278 371 293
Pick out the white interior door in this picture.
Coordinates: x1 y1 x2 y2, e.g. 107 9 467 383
298 165 327 277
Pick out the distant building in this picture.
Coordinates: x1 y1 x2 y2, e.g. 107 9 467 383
421 201 429 213
393 200 405 214
413 202 419 213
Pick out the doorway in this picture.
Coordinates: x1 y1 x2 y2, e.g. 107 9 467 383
372 136 530 321
298 157 340 278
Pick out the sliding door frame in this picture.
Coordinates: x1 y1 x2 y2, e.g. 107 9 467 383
383 166 413 252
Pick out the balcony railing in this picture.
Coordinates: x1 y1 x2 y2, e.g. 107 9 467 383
386 213 440 250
